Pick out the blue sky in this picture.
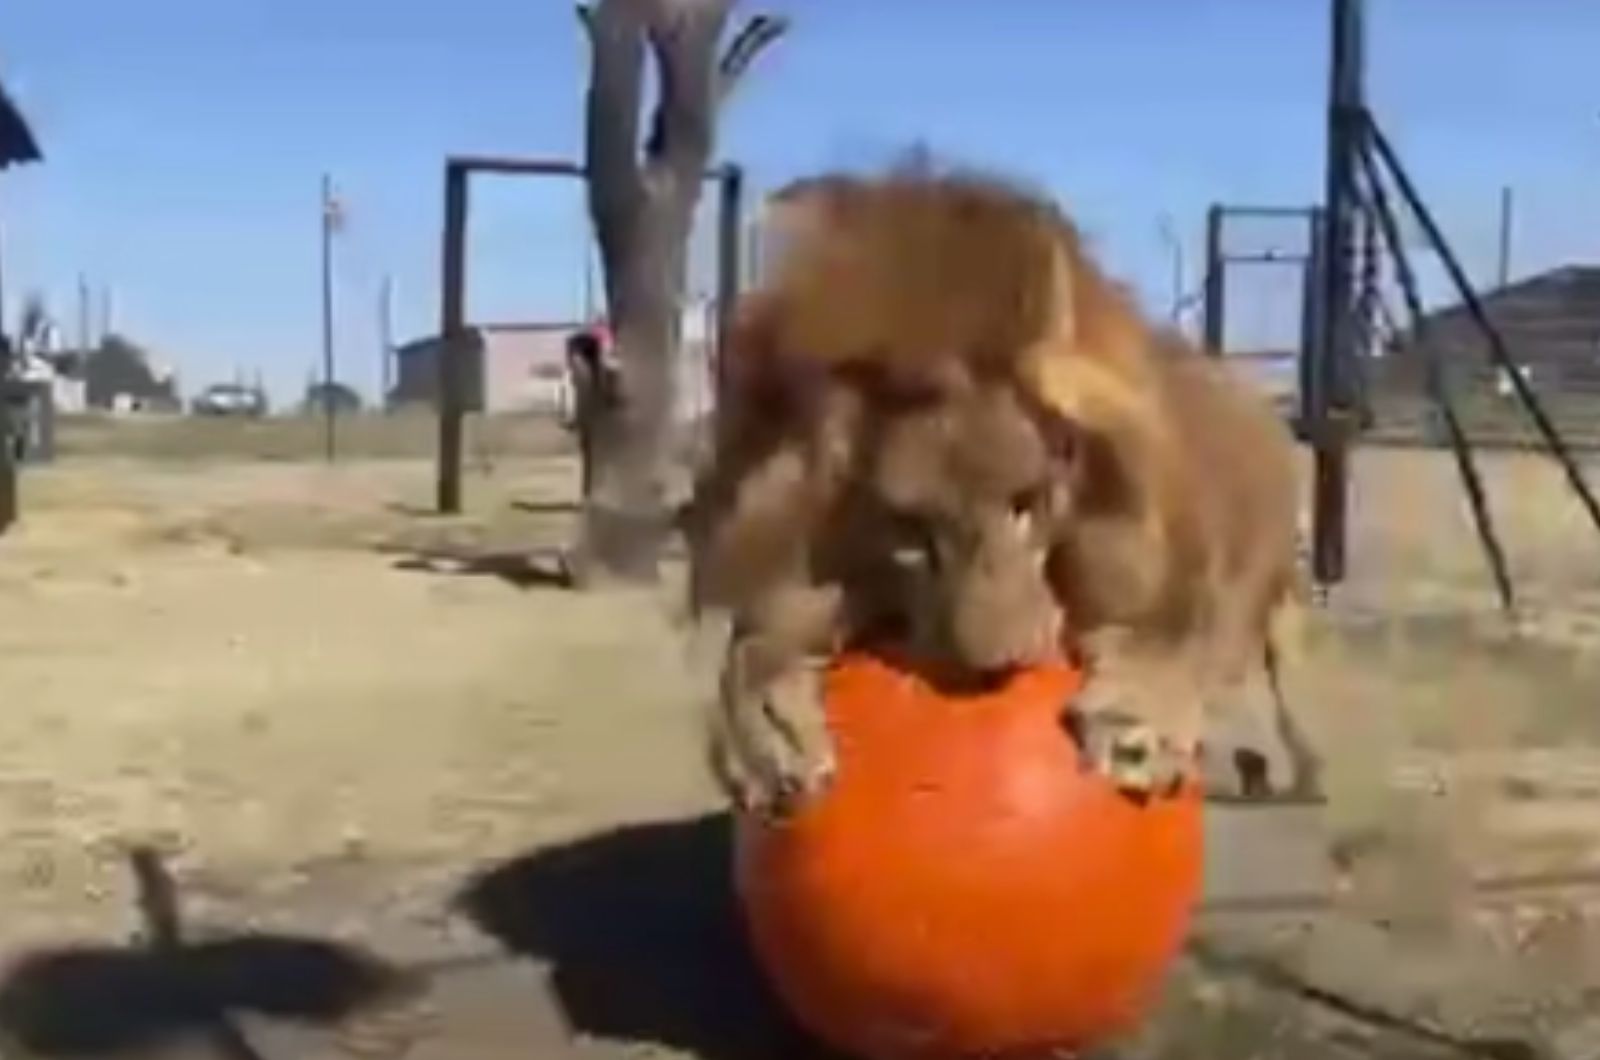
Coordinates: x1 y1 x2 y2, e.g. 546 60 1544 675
1 1 1596 404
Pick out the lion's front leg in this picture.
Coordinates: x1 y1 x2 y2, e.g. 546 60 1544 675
1064 628 1209 800
711 584 843 817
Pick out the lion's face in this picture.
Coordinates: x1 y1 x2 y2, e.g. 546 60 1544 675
863 382 1070 675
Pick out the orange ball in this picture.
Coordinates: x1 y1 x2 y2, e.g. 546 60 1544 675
735 653 1202 1060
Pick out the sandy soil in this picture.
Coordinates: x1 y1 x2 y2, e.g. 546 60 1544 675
0 445 1598 1058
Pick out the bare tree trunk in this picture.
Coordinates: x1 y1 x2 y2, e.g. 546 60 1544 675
572 0 784 586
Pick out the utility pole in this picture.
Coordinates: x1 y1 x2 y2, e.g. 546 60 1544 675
1495 185 1514 289
320 174 340 462
1156 213 1186 327
76 274 90 356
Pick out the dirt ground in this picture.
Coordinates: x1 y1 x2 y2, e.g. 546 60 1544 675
3 438 1600 1059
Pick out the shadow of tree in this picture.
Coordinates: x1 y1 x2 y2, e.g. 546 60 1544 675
0 936 413 1057
0 847 416 1058
453 812 840 1060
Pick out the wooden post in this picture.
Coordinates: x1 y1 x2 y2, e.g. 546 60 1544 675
436 162 469 515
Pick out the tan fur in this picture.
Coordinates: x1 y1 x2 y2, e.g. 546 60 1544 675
1037 332 1305 786
687 163 1310 811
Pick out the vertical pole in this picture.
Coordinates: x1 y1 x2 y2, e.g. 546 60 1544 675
1156 214 1185 326
1299 207 1328 441
1170 235 1184 326
77 274 90 360
436 162 469 514
0 182 7 342
1496 185 1513 289
379 275 394 411
1202 204 1226 355
582 245 594 321
714 164 744 415
32 380 53 463
1311 0 1365 590
0 184 14 535
320 174 338 462
0 332 12 535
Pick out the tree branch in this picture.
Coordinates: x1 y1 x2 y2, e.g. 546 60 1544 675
578 0 649 304
643 3 728 177
717 13 788 102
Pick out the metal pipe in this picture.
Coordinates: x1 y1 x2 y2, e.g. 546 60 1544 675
436 163 470 514
1202 204 1226 354
1309 0 1367 589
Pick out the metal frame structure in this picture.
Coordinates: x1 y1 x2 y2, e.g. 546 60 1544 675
1239 0 1600 607
432 155 745 514
1200 204 1320 359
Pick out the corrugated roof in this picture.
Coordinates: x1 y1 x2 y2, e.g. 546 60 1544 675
1429 265 1600 326
0 81 41 169
1380 263 1600 391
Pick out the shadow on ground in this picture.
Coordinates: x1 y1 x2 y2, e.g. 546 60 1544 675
0 933 413 1057
454 812 840 1060
0 846 417 1058
386 547 576 590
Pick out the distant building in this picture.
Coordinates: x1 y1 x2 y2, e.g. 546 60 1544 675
79 336 181 412
12 307 86 414
392 304 717 430
391 322 579 415
1377 265 1600 400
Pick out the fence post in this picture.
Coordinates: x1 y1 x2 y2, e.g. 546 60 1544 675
1201 205 1226 355
1309 0 1366 589
1298 207 1328 442
436 161 470 515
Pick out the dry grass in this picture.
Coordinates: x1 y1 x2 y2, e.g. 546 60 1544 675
0 430 1598 1055
54 409 572 464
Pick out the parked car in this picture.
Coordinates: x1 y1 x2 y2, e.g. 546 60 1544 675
192 383 267 418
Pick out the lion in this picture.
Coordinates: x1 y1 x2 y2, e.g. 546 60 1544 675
685 163 1314 815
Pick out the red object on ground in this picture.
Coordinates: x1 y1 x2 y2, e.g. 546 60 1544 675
735 652 1203 1060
